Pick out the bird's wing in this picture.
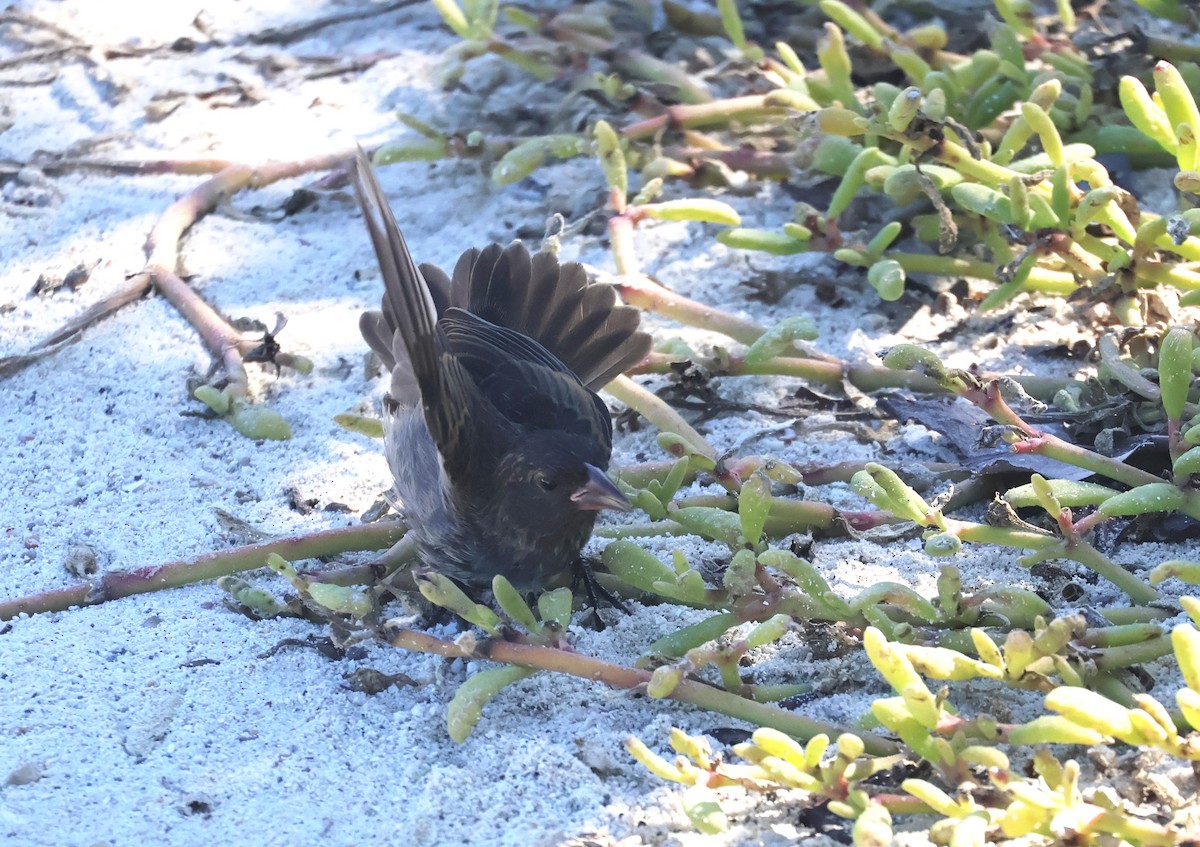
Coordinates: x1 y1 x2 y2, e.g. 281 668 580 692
440 306 575 378
441 308 613 451
446 241 652 391
353 150 509 485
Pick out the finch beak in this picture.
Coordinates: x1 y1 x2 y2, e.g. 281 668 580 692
570 464 632 512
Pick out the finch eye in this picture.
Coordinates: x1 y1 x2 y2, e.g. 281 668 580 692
537 475 556 491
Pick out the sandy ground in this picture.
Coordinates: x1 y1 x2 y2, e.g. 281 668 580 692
2 2 1198 846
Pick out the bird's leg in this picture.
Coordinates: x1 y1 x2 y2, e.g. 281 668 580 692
572 556 630 630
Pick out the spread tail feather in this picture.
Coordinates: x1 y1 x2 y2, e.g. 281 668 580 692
356 153 650 398
449 241 651 390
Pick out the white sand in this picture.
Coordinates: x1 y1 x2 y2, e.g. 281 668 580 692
2 2 1197 845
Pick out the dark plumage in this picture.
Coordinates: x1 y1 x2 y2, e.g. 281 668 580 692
354 151 652 589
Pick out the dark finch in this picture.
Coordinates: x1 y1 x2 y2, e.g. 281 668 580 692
354 151 652 589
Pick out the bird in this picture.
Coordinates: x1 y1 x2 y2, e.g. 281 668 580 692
354 150 652 590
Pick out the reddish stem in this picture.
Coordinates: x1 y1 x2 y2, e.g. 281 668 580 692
0 522 406 620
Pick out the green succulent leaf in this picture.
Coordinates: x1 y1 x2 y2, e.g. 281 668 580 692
639 199 742 226
447 666 537 742
743 316 819 364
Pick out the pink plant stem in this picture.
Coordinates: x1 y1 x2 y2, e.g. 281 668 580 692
0 522 406 620
386 624 900 756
